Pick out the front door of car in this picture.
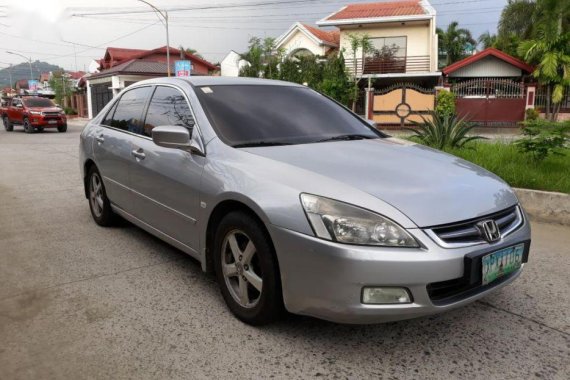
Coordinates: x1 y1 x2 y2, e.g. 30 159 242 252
128 85 205 252
93 86 153 214
9 99 23 123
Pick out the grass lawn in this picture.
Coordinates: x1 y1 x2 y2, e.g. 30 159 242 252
443 142 570 194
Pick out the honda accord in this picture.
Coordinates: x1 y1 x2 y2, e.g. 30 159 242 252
79 77 531 325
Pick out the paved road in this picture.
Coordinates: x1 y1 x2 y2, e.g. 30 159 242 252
1 121 569 380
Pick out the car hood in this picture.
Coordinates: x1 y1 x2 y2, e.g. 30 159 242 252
242 138 518 227
28 107 61 113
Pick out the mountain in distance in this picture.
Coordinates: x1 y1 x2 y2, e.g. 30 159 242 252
0 61 65 88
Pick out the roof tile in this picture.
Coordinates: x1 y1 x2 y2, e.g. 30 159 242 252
326 0 426 21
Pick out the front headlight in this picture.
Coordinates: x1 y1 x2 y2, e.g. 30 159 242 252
300 194 419 247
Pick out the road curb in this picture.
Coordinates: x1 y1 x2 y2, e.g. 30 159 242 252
515 188 570 226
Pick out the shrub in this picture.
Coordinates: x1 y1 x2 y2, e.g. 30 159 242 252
515 119 570 161
435 90 456 118
407 112 485 149
525 108 540 121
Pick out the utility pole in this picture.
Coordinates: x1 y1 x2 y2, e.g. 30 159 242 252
137 0 171 76
6 51 34 81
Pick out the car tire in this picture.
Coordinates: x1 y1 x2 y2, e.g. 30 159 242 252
3 116 13 131
87 166 117 226
213 211 283 325
23 118 34 134
58 124 67 133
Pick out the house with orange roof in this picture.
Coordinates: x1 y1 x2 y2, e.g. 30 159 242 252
274 22 340 59
86 45 218 118
317 0 439 84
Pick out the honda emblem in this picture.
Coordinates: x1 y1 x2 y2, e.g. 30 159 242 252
477 220 501 243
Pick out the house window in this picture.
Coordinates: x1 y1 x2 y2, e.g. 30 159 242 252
368 36 407 58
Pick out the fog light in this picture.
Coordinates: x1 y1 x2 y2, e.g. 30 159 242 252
362 287 412 304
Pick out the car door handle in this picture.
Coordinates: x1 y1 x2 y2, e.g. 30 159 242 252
131 149 146 160
95 135 105 144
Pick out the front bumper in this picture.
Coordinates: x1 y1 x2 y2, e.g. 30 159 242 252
30 116 66 127
268 217 531 324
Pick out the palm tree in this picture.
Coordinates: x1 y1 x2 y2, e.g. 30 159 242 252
519 0 570 121
478 32 497 50
437 22 477 66
498 0 538 41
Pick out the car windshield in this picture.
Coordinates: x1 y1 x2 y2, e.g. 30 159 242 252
194 85 382 147
23 98 56 108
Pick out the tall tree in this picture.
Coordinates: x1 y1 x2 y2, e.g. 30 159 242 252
496 0 538 57
347 33 374 111
478 31 497 50
437 22 477 66
519 0 570 121
239 37 283 79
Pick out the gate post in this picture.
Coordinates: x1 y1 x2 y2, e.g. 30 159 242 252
365 87 374 120
526 85 537 111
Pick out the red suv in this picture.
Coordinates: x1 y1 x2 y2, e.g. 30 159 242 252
2 96 67 133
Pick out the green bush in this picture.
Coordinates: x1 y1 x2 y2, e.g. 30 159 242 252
435 90 456 118
64 107 77 115
525 108 540 121
407 112 485 149
515 119 570 161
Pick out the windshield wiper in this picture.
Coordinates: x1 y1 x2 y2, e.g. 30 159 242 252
233 141 293 148
316 134 376 143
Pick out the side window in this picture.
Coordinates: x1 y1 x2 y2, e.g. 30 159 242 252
12 99 21 107
102 100 118 126
142 86 195 138
107 86 152 134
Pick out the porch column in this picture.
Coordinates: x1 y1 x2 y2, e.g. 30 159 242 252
86 79 93 119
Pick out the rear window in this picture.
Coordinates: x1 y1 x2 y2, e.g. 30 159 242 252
23 98 55 108
194 85 380 147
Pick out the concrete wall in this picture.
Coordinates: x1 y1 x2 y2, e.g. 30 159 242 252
515 188 570 226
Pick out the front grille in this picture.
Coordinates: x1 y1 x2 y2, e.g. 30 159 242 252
43 112 61 117
426 206 522 247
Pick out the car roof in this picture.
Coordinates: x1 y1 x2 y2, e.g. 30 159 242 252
135 76 305 88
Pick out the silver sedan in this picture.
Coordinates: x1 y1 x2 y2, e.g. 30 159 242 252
79 77 531 325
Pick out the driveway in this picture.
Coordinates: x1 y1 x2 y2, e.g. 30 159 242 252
0 120 569 379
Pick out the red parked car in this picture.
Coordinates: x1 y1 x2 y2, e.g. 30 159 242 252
2 96 67 133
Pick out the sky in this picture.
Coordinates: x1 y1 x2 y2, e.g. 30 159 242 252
0 0 508 72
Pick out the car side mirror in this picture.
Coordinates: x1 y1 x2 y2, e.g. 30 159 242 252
15 103 22 108
152 125 205 156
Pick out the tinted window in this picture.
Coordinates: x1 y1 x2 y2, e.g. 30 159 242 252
12 99 21 107
107 86 152 134
23 98 55 107
142 86 195 137
102 101 118 126
194 85 380 147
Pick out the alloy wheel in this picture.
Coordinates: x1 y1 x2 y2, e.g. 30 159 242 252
221 229 263 308
89 172 104 218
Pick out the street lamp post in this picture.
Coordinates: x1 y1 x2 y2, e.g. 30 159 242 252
137 0 170 77
6 51 33 81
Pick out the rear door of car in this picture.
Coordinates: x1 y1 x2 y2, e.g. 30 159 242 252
92 86 153 214
128 84 205 252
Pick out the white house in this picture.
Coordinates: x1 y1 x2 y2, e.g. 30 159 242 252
274 22 340 59
221 50 250 77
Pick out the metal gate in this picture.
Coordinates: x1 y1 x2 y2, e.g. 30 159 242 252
452 78 526 126
371 83 435 128
91 82 113 116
